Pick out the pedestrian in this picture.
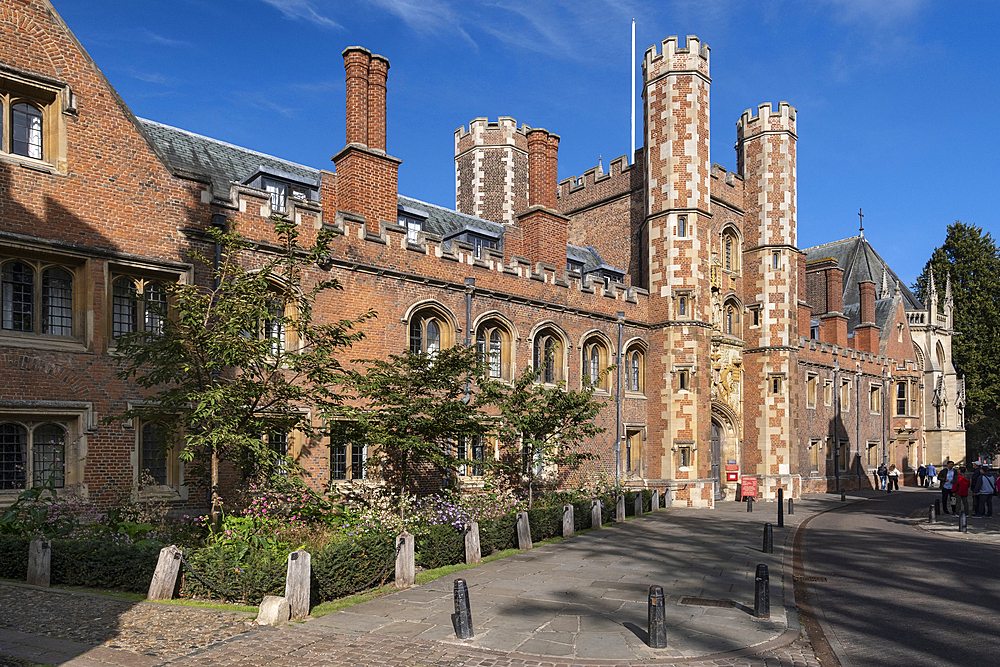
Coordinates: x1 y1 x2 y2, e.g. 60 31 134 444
971 462 984 516
973 465 995 518
926 463 937 488
941 461 958 514
954 467 971 517
887 464 900 493
917 464 926 488
877 462 888 490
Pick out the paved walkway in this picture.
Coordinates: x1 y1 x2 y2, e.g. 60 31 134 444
0 493 860 666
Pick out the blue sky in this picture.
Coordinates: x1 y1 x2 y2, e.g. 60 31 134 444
55 0 999 287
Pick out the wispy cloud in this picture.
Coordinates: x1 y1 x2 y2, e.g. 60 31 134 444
289 80 339 93
232 92 300 118
130 70 171 85
140 29 192 48
367 0 476 48
260 0 342 29
821 0 927 27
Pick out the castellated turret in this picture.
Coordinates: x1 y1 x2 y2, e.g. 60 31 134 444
454 117 529 225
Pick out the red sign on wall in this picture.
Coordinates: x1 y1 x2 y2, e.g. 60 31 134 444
725 464 739 471
726 472 739 482
741 475 758 501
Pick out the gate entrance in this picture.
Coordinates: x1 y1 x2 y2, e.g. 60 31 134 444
711 421 723 501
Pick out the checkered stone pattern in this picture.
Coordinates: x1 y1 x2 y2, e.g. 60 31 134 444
455 118 529 225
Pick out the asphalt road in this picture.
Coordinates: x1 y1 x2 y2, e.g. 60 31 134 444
800 488 1000 667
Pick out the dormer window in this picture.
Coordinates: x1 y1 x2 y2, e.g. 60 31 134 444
398 214 423 244
567 260 584 274
469 234 497 259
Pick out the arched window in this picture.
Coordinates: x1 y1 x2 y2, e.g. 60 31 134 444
476 318 512 380
12 102 43 160
678 297 687 317
581 335 610 390
722 228 740 273
2 261 33 331
724 299 741 337
408 306 452 355
625 345 645 393
32 423 65 488
0 421 67 491
0 423 27 490
264 298 286 355
112 276 167 339
533 327 565 384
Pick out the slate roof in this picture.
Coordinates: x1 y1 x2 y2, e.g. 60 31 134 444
803 235 924 311
138 118 321 199
139 118 613 272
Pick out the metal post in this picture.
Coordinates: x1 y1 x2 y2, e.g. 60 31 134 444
788 498 794 515
452 578 474 639
746 498 753 513
754 564 770 618
841 490 846 502
647 585 667 649
777 489 784 528
762 523 773 554
960 511 968 533
929 505 935 524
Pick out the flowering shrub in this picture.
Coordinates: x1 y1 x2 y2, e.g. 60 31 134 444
0 481 96 539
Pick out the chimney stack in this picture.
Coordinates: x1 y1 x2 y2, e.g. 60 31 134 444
854 280 880 353
819 265 848 347
333 47 400 228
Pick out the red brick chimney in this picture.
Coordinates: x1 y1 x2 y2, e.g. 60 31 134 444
820 265 848 347
854 280 880 353
332 47 400 228
516 128 568 270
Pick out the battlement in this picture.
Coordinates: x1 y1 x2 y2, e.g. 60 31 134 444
643 35 710 78
557 154 633 200
710 163 742 188
455 117 530 154
737 102 797 137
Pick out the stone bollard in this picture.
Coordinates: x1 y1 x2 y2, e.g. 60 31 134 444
634 493 643 518
516 511 533 550
777 489 784 528
762 523 773 554
452 578 474 639
285 549 311 620
788 498 794 515
147 544 181 600
27 539 50 588
929 505 936 524
616 495 626 522
562 505 575 539
258 596 290 626
465 522 482 564
591 499 603 529
960 511 968 533
395 531 415 588
754 564 770 618
647 585 667 649
651 489 659 511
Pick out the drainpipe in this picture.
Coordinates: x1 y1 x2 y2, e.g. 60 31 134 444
856 366 862 491
833 360 840 493
616 311 625 485
464 278 475 347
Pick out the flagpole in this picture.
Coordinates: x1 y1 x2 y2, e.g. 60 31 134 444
631 19 635 165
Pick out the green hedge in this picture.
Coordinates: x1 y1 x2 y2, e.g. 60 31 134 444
0 536 29 580
415 525 463 570
50 539 160 593
312 532 397 601
179 543 287 605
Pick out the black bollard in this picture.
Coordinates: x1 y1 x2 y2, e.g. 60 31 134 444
452 578 474 639
746 498 753 512
762 523 773 554
735 482 742 502
788 498 794 515
929 504 936 524
647 585 667 649
935 499 941 516
777 489 784 528
754 564 770 618
841 490 846 502
960 512 968 534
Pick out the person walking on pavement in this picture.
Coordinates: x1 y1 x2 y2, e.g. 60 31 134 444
887 464 900 493
926 462 937 488
917 464 927 488
941 461 958 514
973 465 995 518
971 462 984 516
954 467 971 517
877 462 888 491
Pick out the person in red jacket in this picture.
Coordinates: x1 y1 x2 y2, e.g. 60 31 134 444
954 467 972 517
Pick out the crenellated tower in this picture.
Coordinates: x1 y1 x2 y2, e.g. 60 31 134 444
736 102 800 499
642 35 716 507
454 117 529 225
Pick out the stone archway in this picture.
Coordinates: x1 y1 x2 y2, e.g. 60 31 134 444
711 403 741 501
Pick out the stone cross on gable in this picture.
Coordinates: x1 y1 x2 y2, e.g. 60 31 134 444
858 208 864 236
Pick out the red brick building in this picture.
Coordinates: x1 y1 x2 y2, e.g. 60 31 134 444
0 2 963 511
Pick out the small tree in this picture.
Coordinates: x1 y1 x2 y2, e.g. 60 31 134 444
482 365 609 507
336 345 494 500
113 221 373 524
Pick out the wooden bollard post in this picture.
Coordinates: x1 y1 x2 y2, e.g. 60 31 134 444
562 504 575 538
395 531 415 589
147 545 181 600
591 499 603 529
634 493 643 517
616 495 626 522
516 511 533 550
285 549 311 620
651 489 659 511
465 522 482 564
27 539 50 588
